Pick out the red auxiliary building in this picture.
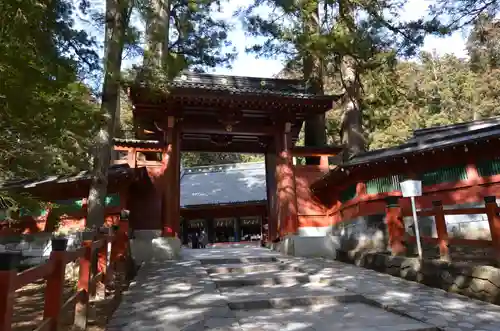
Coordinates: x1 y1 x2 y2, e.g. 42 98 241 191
312 117 500 261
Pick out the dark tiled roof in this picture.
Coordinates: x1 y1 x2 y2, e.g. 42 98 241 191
344 117 500 167
166 72 336 99
0 164 135 191
180 162 266 207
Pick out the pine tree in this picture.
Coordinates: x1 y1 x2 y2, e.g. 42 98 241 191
242 0 446 160
86 0 134 229
0 0 99 210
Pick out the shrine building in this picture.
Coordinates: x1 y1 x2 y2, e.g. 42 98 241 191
0 72 344 260
3 72 500 263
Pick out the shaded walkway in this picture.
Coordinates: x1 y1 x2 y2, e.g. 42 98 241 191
108 247 500 331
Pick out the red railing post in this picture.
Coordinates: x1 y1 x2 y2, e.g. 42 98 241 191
485 196 500 265
74 238 92 330
385 197 406 255
432 200 450 260
96 235 108 299
43 237 68 331
112 218 130 299
0 252 21 331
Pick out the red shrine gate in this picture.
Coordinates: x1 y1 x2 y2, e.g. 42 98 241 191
119 72 342 241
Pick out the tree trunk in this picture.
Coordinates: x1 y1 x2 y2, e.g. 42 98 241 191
144 0 162 67
161 0 171 69
144 0 170 69
302 0 326 165
86 0 130 229
338 0 365 161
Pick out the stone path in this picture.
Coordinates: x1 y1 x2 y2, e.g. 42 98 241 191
107 247 500 331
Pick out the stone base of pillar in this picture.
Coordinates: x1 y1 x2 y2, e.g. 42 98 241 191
273 234 340 259
130 230 181 263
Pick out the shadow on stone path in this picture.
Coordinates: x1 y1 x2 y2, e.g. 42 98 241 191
107 247 500 331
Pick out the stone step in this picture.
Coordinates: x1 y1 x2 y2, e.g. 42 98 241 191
198 256 278 265
218 282 351 303
205 262 300 275
212 272 322 287
230 302 438 331
227 293 363 310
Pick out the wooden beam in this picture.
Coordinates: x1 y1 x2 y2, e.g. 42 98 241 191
291 146 343 157
180 122 276 136
181 140 267 153
113 146 162 152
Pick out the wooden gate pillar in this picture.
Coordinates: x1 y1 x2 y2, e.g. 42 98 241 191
162 116 181 237
275 122 299 237
385 197 406 256
432 200 449 260
485 196 500 264
265 153 278 241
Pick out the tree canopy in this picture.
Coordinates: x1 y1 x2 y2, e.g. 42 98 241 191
4 0 500 222
0 0 100 210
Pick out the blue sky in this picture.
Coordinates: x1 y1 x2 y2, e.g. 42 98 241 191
81 0 470 79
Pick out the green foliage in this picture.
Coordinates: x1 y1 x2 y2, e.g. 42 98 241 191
351 51 500 150
133 0 237 82
0 0 100 210
242 0 447 72
182 153 264 168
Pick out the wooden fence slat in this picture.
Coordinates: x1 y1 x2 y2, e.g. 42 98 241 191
43 238 68 331
0 253 21 331
15 261 54 290
74 239 92 330
34 317 53 331
97 238 108 299
0 222 125 331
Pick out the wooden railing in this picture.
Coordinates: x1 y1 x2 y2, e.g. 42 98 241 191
383 197 500 261
0 220 130 331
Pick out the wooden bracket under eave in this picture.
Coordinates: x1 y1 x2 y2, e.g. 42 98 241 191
167 116 175 128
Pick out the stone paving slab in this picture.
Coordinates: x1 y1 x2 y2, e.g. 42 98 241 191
233 302 435 331
211 271 315 287
278 256 500 331
217 282 350 302
205 262 299 275
108 247 500 331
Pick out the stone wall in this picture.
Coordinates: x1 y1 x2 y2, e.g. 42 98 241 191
0 232 83 267
331 213 388 253
403 237 495 264
337 250 500 304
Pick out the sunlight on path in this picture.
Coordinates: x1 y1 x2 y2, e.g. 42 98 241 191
107 247 500 331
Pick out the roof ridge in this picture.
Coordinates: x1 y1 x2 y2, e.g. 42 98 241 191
175 71 305 84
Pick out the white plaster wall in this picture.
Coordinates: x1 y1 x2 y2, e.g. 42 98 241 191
297 226 332 237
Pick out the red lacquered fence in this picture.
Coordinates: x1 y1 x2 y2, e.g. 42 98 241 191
385 196 500 261
0 220 130 331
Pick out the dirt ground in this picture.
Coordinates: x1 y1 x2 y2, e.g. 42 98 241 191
12 280 121 331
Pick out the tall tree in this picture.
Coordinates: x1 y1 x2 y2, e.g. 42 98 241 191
131 0 240 167
0 0 99 208
138 0 236 78
242 0 445 160
431 0 500 29
467 13 500 72
86 0 134 229
302 0 327 164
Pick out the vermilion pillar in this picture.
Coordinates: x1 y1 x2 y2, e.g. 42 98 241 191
275 123 298 237
162 116 181 237
485 196 500 264
265 153 278 241
432 200 449 260
385 197 406 255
